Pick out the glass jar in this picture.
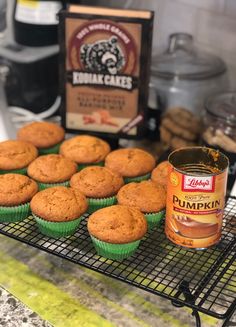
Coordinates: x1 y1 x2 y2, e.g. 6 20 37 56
202 92 236 192
151 33 228 117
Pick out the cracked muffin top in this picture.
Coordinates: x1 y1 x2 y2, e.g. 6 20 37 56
117 181 166 213
87 205 147 243
151 161 170 189
59 135 111 164
17 122 65 149
105 148 156 177
30 186 88 222
70 166 124 198
0 140 38 170
27 154 77 183
0 174 38 206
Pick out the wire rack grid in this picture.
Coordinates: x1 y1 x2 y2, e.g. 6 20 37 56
0 197 235 324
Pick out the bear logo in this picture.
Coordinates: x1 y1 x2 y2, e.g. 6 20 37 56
80 36 125 75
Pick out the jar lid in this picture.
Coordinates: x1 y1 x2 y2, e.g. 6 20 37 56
151 33 226 80
205 92 236 123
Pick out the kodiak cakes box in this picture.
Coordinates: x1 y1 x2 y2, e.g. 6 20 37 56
59 5 154 138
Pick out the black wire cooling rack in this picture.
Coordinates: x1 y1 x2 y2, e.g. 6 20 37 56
0 197 235 327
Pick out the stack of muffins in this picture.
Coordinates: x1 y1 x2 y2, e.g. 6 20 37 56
0 120 170 260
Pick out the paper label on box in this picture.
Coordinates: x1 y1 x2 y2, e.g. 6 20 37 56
65 18 142 135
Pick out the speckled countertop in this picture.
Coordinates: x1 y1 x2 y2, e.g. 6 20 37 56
0 233 235 327
0 287 51 327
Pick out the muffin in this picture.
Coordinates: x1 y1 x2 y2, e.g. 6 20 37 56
88 205 147 260
60 135 110 170
0 174 38 222
105 148 156 183
151 161 170 189
17 121 65 155
70 166 124 213
117 181 166 229
27 154 77 190
0 140 38 175
30 186 88 238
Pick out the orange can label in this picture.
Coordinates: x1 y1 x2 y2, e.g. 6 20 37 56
165 165 228 249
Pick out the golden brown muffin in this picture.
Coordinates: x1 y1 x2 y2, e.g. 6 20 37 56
27 154 77 183
87 205 147 243
70 166 124 198
30 186 88 222
117 181 166 213
60 135 110 164
0 140 38 170
151 161 170 188
17 122 65 149
0 174 38 206
105 148 156 178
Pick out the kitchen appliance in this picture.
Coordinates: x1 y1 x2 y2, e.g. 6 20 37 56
0 0 62 125
13 0 63 47
151 33 228 116
0 43 59 114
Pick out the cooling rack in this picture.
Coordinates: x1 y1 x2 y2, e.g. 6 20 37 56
0 197 235 327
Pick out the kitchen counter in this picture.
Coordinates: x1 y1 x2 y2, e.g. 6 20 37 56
0 233 233 327
0 286 51 327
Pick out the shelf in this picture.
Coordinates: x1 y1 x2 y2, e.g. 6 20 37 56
0 197 235 326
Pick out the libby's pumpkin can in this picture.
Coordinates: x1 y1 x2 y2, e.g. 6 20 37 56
165 147 229 249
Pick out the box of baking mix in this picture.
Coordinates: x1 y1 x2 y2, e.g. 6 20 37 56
58 5 154 138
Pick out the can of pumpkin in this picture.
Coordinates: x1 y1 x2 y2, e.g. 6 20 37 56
165 147 229 249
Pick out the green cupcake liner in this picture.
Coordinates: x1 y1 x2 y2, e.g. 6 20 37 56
0 167 27 175
124 173 151 184
37 180 70 191
32 213 82 238
38 143 61 155
0 203 30 222
145 209 165 230
88 196 117 214
77 161 104 171
90 236 141 260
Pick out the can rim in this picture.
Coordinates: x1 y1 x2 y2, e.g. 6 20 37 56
168 146 229 176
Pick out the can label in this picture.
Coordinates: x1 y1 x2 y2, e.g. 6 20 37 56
165 166 228 249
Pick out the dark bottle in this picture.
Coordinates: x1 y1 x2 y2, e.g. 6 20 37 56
13 0 64 47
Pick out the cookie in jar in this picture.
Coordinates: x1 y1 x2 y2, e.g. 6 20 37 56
202 92 236 192
159 107 201 150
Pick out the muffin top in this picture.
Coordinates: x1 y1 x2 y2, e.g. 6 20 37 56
117 181 166 213
59 135 111 164
30 186 88 222
151 161 170 188
70 166 124 198
0 174 38 206
105 148 156 177
17 122 65 149
0 140 38 170
27 154 77 183
88 205 147 244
